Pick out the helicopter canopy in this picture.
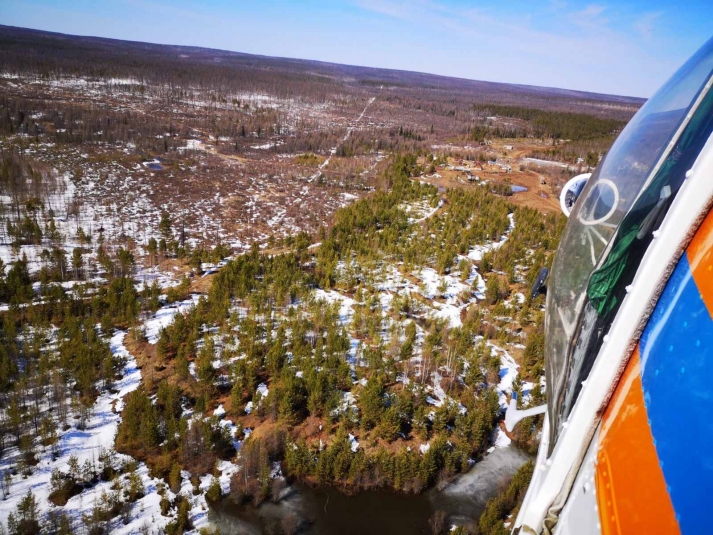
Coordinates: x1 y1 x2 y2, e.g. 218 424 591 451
545 36 713 451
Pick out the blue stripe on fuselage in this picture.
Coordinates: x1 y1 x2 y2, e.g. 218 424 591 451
640 256 713 533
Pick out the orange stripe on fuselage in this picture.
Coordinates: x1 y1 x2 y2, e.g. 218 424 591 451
595 348 679 535
687 208 713 318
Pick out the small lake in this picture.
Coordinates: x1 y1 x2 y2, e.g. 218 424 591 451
209 446 530 534
510 185 528 193
144 160 164 170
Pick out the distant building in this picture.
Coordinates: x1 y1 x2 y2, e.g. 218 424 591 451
504 144 514 150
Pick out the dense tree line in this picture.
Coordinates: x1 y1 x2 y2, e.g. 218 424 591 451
472 103 626 141
477 460 534 535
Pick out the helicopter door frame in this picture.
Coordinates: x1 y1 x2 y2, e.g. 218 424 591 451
515 131 713 533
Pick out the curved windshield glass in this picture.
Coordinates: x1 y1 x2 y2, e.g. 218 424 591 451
545 36 713 452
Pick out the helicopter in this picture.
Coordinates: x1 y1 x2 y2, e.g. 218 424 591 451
505 35 713 534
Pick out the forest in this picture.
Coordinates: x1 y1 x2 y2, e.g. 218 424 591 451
470 103 625 141
0 151 563 534
0 24 628 535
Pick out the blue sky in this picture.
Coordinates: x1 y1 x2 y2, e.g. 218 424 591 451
1 0 711 97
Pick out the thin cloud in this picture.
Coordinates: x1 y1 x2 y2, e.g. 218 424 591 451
569 3 609 28
633 11 664 40
353 0 451 23
580 4 606 17
353 0 414 21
